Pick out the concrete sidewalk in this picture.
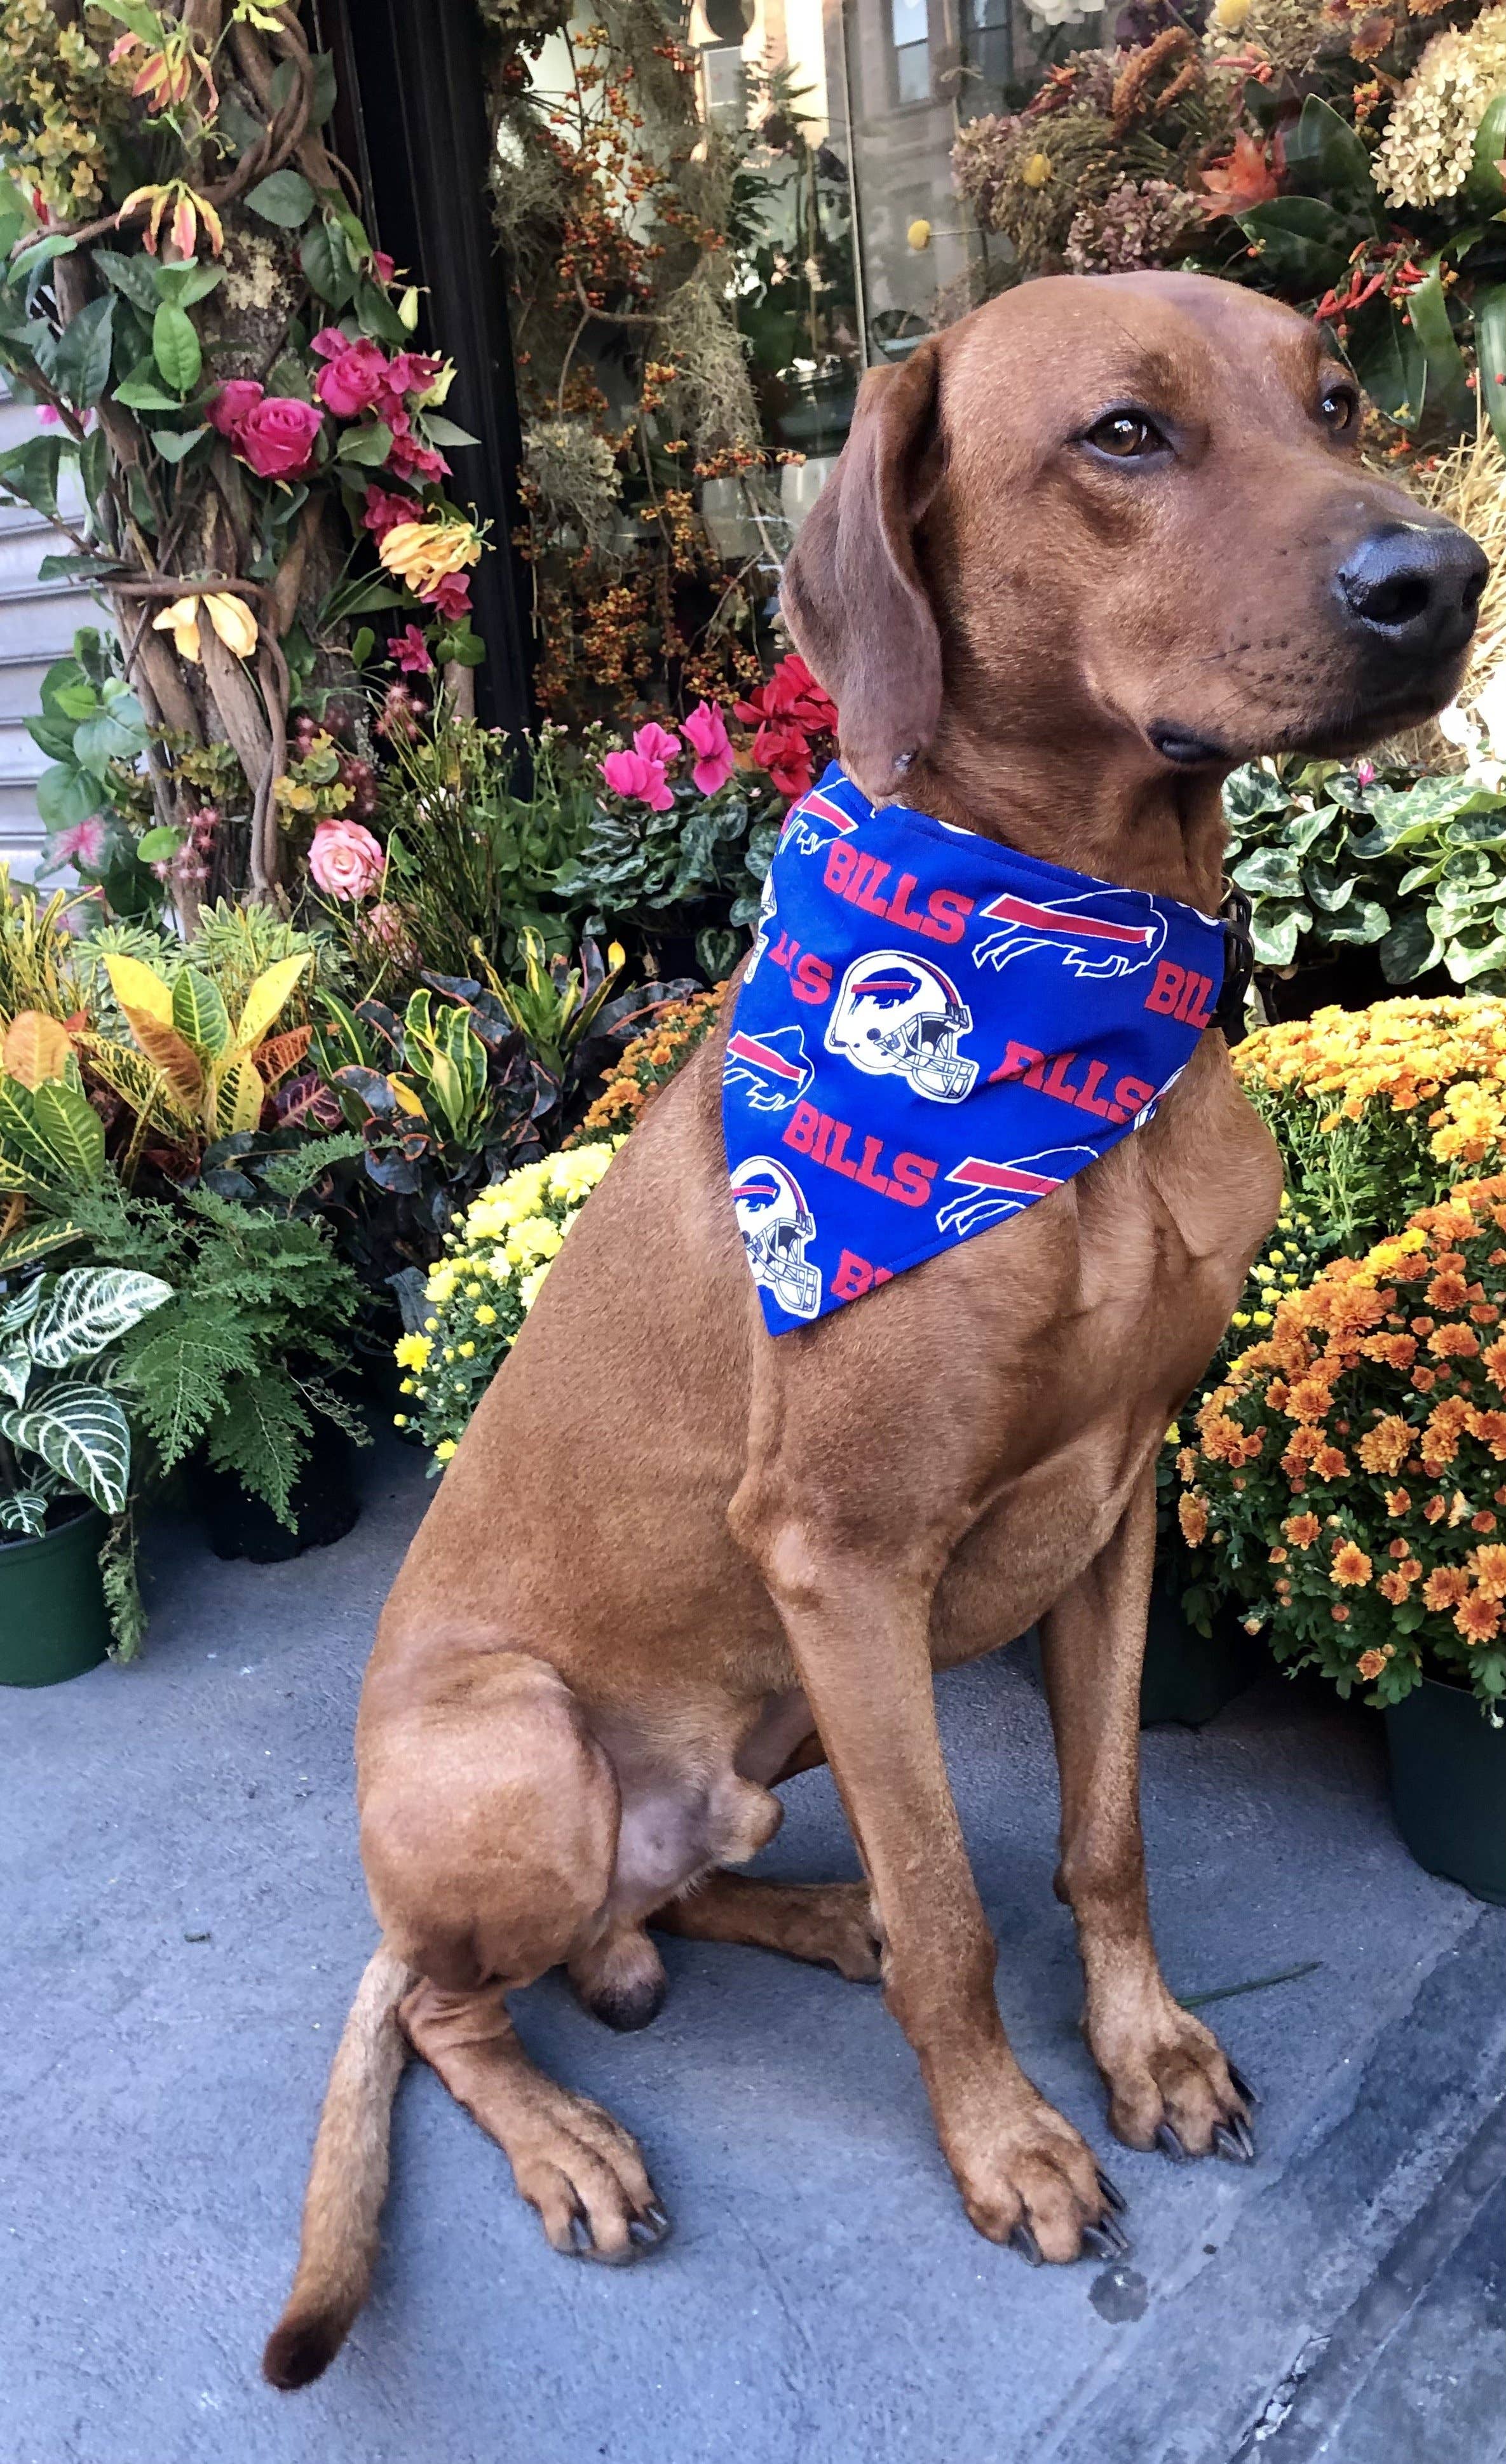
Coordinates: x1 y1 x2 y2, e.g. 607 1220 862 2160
3 1437 1502 2464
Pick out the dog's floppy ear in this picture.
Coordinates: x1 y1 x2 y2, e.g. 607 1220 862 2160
782 341 944 803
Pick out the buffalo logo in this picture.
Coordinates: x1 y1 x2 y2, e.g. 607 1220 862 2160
825 951 977 1102
973 889 1166 980
745 869 778 980
731 1156 821 1320
723 1023 813 1114
935 1145 1099 1239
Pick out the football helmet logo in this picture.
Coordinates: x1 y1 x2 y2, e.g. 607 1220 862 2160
730 1157 822 1320
973 888 1166 980
825 951 977 1102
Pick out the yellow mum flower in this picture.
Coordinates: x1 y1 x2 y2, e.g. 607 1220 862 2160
435 1439 457 1463
519 1260 552 1310
475 1304 497 1325
394 1332 431 1372
458 1341 475 1358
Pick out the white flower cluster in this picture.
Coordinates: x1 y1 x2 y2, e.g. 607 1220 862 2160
1374 6 1506 210
1023 0 1104 25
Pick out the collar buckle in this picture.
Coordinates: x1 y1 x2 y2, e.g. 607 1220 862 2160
1212 885 1254 1043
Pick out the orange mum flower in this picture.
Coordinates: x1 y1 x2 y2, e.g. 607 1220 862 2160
1312 1446 1349 1481
1467 1542 1506 1599
1357 1648 1388 1678
1474 1512 1498 1535
1284 1512 1321 1547
1331 1603 1350 1622
1385 1487 1411 1516
1424 1495 1448 1524
1482 1337 1506 1388
1427 1272 1469 1310
1331 1540 1373 1586
1178 1493 1209 1547
1423 1565 1469 1608
1430 1323 1480 1360
1455 1592 1502 1642
1357 1416 1411 1475
1378 1573 1412 1605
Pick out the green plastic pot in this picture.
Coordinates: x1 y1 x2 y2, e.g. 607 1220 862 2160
1140 1574 1265 1728
0 1502 110 1687
1385 1675 1506 1907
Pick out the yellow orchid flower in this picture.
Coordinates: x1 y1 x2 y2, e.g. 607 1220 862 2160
153 595 202 662
202 591 259 658
378 518 482 596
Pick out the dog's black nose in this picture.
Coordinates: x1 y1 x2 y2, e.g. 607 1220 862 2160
1336 522 1487 664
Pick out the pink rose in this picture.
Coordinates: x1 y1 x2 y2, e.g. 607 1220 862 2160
424 570 471 622
600 747 674 813
309 327 351 358
313 339 391 419
236 395 324 480
208 378 264 440
308 816 386 900
391 623 433 675
680 700 735 795
362 482 417 539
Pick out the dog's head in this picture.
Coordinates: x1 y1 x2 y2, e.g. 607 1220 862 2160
783 271 1487 806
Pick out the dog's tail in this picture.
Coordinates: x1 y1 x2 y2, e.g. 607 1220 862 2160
262 1942 415 2392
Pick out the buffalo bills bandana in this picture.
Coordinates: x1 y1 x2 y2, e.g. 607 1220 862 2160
722 763 1226 1334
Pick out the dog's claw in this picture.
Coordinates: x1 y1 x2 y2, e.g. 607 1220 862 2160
1227 2062 1259 2109
629 2203 672 2251
1009 2223 1045 2268
1155 2121 1188 2162
1213 2116 1256 2165
567 2211 595 2254
1095 2167 1128 2216
1081 2217 1131 2262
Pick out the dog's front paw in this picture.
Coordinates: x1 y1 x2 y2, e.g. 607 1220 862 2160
946 2090 1129 2266
1092 1988 1255 2163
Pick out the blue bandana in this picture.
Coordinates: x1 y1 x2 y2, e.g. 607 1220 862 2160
722 763 1227 1334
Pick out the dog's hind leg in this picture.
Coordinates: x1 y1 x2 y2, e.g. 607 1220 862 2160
653 1873 883 1981
1039 1470 1255 2165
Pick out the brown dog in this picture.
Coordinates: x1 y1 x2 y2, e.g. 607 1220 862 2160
264 270 1484 2387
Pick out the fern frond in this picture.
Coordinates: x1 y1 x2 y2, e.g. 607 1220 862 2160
205 1366 310 1525
100 1505 146 1662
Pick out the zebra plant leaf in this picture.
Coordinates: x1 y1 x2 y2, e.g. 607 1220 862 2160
0 1488 50 1536
27 1267 173 1367
0 1276 44 1341
0 1346 31 1407
1 1380 132 1512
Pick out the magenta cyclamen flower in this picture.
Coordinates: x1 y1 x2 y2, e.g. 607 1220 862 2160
632 721 680 769
600 747 674 813
680 700 735 795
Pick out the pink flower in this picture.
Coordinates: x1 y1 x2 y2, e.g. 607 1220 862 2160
53 816 105 870
600 747 674 813
208 378 264 440
313 339 391 419
391 623 433 675
632 721 681 769
236 395 323 480
309 327 352 358
383 351 444 399
308 816 386 901
1355 759 1377 787
386 420 449 482
424 570 471 621
35 402 60 428
680 700 735 795
362 482 416 540
363 900 410 951
370 250 396 285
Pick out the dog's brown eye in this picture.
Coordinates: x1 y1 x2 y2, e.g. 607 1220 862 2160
1320 386 1358 436
1085 412 1162 459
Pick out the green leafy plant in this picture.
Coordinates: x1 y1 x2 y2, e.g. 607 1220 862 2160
0 1263 171 1538
1224 759 1506 992
553 772 780 982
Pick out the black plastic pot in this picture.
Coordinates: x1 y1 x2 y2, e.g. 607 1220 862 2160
0 1501 111 1686
1139 1574 1265 1728
1385 1675 1506 1907
192 1430 360 1564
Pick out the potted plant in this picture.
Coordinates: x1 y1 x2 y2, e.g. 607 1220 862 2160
1179 1178 1506 1902
0 1262 170 1684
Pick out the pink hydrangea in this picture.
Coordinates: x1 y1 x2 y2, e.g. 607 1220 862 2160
236 395 324 480
680 700 735 795
308 816 386 900
600 746 674 813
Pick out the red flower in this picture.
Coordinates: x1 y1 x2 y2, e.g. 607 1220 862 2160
208 378 264 441
314 338 392 420
386 417 449 483
753 720 814 799
236 395 323 480
424 570 471 621
362 482 417 540
371 250 396 284
735 651 837 734
391 624 433 675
